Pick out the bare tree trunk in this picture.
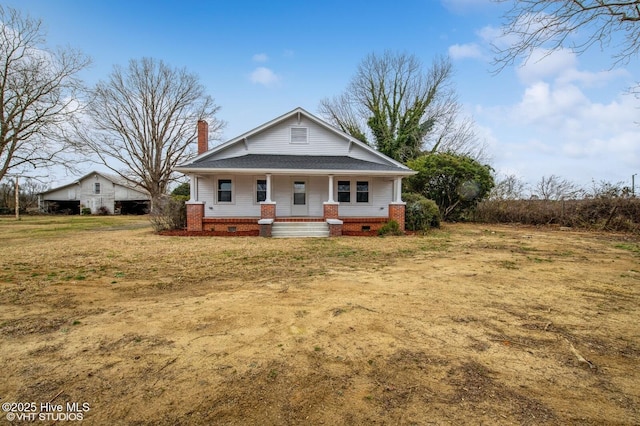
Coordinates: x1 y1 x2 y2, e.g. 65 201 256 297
14 176 19 220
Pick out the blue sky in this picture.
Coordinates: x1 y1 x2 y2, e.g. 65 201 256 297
9 0 640 190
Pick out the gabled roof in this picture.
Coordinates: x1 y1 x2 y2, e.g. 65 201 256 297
176 107 415 175
39 171 149 196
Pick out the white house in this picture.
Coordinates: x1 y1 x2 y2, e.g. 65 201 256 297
39 171 150 215
174 107 416 236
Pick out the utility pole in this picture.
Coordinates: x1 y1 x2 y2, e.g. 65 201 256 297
15 175 20 220
633 173 637 197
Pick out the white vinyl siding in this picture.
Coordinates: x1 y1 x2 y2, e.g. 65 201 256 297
114 185 148 200
202 175 261 217
199 175 392 218
336 177 392 217
270 175 326 217
215 117 351 158
81 175 115 214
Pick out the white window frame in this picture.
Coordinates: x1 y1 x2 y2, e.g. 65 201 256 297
356 180 371 204
216 177 234 204
254 177 268 205
334 178 372 205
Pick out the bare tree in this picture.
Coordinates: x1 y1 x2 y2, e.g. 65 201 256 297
532 174 583 200
489 173 529 200
587 179 630 198
428 99 489 163
319 51 484 163
77 57 224 209
0 177 46 211
493 0 640 71
0 5 90 182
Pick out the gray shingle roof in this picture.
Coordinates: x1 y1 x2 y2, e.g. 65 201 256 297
188 154 410 172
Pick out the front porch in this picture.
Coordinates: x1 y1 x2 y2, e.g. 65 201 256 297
184 172 407 237
186 202 405 237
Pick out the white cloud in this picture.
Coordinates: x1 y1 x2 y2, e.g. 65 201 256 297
480 79 640 185
249 67 280 87
477 24 516 51
452 15 640 186
516 48 577 84
252 53 268 62
514 81 589 125
449 43 485 60
556 67 629 88
282 49 294 58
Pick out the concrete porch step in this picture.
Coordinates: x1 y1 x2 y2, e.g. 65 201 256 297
271 221 329 238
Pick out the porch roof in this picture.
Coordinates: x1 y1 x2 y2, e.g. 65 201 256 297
175 154 416 176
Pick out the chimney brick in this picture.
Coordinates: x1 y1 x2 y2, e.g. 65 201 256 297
197 120 209 154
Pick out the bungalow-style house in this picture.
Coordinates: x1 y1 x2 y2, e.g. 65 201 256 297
39 171 150 215
174 107 416 237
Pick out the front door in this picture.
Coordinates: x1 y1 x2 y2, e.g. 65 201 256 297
291 179 308 216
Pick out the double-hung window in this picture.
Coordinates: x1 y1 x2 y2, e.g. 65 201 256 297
94 183 101 194
217 179 232 203
337 181 351 203
356 181 369 203
256 179 267 203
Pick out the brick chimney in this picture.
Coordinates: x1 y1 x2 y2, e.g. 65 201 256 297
197 120 209 154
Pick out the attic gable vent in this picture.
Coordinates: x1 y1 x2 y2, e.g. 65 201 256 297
290 127 308 144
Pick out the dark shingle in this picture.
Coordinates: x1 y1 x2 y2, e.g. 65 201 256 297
189 154 408 172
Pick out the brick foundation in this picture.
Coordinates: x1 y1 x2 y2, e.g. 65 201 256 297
179 206 407 237
259 219 273 237
323 202 339 219
341 217 387 236
261 202 276 219
201 218 260 235
326 219 343 237
388 203 406 232
186 202 204 232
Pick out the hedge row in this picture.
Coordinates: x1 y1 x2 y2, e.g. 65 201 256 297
473 198 640 233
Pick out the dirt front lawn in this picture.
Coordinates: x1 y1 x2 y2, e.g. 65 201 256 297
1 216 639 425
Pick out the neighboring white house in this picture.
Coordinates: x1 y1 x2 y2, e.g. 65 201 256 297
39 171 150 215
174 107 416 236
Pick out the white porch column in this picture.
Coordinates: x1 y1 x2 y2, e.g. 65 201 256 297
327 174 334 202
189 174 197 202
394 177 403 203
265 173 272 202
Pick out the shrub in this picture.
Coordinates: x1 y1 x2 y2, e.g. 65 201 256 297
81 207 91 215
406 153 494 221
149 195 187 232
97 206 110 215
403 192 440 231
378 220 403 236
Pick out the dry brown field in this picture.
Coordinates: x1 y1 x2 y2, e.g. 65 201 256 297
0 216 639 425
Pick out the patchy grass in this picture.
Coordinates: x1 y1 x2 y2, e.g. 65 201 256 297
0 218 639 424
615 242 640 255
